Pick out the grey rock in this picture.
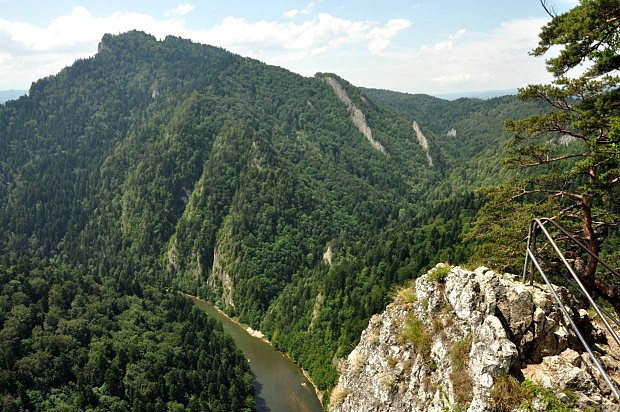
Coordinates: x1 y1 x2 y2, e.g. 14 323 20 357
330 265 619 411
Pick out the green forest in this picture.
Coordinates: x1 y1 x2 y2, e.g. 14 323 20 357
0 259 255 411
0 0 617 407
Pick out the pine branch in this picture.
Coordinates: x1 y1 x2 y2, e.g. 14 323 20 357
519 152 589 167
509 188 583 202
539 0 556 18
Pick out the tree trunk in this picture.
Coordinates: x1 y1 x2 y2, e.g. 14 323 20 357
581 192 620 317
581 194 599 283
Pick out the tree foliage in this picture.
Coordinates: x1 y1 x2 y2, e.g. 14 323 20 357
535 0 620 78
0 258 255 411
472 0 620 312
0 30 551 398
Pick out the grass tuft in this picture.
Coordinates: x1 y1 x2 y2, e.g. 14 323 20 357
401 313 431 359
449 336 472 404
329 385 350 409
428 264 451 283
490 375 526 412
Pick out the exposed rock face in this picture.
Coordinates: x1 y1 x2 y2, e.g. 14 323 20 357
323 245 333 266
330 265 619 411
321 76 388 155
208 219 236 310
210 248 235 310
412 121 433 167
550 134 578 146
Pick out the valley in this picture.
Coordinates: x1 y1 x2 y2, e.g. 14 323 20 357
0 17 617 410
188 294 322 412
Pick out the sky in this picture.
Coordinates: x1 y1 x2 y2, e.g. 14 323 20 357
0 0 579 95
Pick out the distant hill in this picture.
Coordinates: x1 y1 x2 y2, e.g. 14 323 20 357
361 87 542 193
433 88 517 100
0 89 27 103
0 31 540 398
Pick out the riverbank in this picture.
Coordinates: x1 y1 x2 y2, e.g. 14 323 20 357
180 292 324 406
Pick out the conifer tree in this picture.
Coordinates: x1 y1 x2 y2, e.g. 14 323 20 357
471 0 620 312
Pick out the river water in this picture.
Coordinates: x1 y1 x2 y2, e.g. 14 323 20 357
188 295 323 412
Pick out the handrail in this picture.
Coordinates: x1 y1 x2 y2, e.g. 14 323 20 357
524 218 620 347
523 218 620 400
532 252 620 329
536 217 620 281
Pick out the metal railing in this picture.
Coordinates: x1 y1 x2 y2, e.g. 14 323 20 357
523 218 620 400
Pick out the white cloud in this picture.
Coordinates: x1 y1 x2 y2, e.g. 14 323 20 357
430 29 465 51
165 4 195 17
0 6 412 89
368 19 411 53
123 11 404 61
195 13 410 59
0 6 187 52
284 2 315 18
432 73 471 85
358 17 553 94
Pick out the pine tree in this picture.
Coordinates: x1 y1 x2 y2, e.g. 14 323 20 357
473 0 620 312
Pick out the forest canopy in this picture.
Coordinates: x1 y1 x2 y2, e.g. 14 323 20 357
0 1 617 404
0 258 255 411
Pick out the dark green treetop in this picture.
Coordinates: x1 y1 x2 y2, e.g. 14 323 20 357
471 0 620 313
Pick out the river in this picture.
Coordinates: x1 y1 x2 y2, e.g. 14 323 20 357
187 295 324 412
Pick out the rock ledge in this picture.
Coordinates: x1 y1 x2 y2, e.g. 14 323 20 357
329 265 619 411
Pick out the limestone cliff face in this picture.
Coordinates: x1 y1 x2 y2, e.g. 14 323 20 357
330 265 619 411
321 76 388 155
411 121 433 167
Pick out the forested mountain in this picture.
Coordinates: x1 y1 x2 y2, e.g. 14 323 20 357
0 91 27 104
0 30 541 403
0 258 255 410
361 88 544 194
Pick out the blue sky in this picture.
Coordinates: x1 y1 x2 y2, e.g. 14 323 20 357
0 0 579 94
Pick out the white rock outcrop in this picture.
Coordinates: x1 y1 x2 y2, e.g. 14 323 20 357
412 121 433 167
330 265 619 411
321 76 388 155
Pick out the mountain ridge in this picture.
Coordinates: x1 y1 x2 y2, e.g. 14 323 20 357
0 31 543 402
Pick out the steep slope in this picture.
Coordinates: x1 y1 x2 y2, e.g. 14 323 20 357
330 265 619 411
321 75 388 155
362 88 544 195
0 31 543 397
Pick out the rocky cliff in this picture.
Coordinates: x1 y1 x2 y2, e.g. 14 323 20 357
321 75 388 155
329 264 619 411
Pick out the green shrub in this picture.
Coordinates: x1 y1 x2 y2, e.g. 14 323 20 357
401 313 431 358
519 380 577 412
429 265 451 282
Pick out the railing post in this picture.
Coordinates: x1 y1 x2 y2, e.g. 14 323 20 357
527 220 538 286
522 220 533 284
528 249 620 400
